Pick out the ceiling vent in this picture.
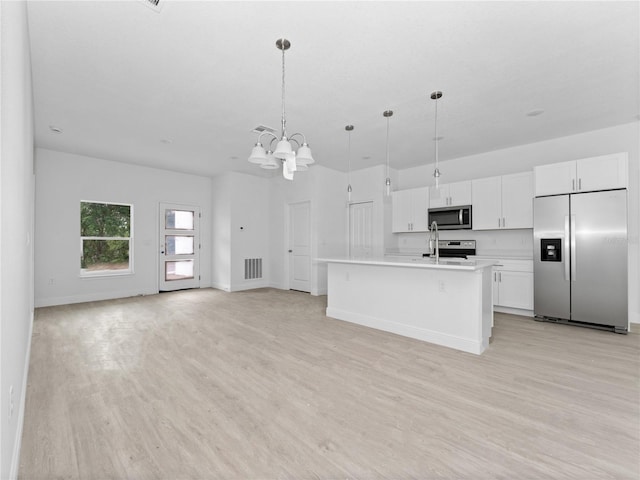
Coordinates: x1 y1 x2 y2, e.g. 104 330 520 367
251 125 276 134
140 0 164 13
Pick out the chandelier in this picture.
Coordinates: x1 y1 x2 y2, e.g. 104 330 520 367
248 39 314 180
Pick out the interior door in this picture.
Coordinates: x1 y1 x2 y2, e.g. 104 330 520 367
349 201 373 257
289 201 311 292
159 203 200 291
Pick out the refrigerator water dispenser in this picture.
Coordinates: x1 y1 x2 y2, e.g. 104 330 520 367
540 238 562 262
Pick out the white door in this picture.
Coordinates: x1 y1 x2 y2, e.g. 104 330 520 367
349 201 373 257
289 201 311 292
159 203 200 291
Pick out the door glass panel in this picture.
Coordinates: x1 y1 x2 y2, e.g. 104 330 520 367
165 260 194 281
165 235 194 255
165 210 194 230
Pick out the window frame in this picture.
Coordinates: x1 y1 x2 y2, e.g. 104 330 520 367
79 200 134 278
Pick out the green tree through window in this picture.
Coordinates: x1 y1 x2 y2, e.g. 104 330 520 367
81 201 132 274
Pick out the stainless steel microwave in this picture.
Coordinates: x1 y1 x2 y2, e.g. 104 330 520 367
428 205 472 230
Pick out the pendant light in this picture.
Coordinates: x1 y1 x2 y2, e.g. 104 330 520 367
345 125 354 202
248 39 314 180
431 91 443 188
383 110 393 196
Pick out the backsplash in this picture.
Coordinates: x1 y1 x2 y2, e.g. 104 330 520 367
388 229 533 258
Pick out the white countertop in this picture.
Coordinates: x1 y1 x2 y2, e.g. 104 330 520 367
317 256 496 271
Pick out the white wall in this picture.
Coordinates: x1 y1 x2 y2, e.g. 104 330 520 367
0 2 35 478
314 166 348 294
229 172 270 290
393 122 640 324
211 173 231 290
211 171 271 292
34 149 212 307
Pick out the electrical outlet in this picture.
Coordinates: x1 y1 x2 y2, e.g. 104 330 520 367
9 386 14 419
438 280 446 292
48 278 55 285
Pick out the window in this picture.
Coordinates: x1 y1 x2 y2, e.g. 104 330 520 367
80 201 133 276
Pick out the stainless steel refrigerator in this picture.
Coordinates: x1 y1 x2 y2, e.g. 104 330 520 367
533 189 628 333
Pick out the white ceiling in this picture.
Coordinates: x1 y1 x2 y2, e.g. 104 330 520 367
27 1 639 178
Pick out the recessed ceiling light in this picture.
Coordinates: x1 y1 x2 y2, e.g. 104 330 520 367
49 125 63 134
526 109 545 117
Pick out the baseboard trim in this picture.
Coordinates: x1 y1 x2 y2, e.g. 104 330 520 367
494 306 534 317
326 307 486 355
10 309 34 480
35 289 158 308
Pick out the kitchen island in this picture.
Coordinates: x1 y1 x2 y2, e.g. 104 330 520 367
319 257 496 355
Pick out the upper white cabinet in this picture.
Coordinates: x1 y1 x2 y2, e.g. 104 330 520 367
534 152 628 197
472 172 533 230
391 187 429 233
429 180 472 208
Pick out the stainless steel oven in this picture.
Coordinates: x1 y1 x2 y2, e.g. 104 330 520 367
423 240 476 259
428 205 472 230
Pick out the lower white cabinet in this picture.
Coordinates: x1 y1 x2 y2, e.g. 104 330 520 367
488 259 533 311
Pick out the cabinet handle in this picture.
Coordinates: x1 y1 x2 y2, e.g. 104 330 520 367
494 272 497 281
502 217 506 227
578 178 582 190
572 179 575 191
498 218 501 228
499 272 502 282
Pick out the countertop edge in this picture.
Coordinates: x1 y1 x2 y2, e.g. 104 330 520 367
316 257 497 271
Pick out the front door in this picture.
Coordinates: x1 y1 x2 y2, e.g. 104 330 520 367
159 203 200 291
288 201 311 292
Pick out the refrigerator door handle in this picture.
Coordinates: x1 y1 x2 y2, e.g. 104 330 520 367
564 215 571 281
570 214 577 281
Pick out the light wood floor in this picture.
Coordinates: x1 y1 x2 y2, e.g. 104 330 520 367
20 288 640 479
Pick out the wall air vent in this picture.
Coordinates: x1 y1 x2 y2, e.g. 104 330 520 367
140 0 164 13
251 125 276 134
244 258 263 280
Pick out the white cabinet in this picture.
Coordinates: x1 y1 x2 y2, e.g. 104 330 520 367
534 152 628 197
490 259 533 311
472 172 533 230
391 187 429 233
429 180 472 208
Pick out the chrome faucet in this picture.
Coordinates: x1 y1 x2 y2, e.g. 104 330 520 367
429 220 439 263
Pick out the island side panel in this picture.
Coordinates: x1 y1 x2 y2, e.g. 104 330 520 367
325 262 492 354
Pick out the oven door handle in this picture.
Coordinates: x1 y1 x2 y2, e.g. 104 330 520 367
458 209 463 225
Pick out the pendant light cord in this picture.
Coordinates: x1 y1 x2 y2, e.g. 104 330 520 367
385 116 390 178
281 43 287 138
348 130 352 185
434 95 439 173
